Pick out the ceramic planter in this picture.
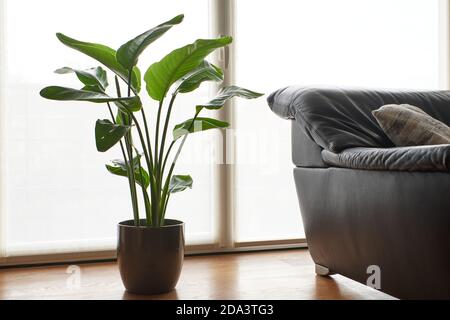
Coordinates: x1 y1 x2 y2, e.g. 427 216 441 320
117 219 184 294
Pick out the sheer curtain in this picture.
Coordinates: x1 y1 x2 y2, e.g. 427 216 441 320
234 0 441 242
0 0 216 257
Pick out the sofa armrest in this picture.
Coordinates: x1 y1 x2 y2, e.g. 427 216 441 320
321 145 450 172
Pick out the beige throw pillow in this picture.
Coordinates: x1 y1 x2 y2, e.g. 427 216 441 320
372 104 450 146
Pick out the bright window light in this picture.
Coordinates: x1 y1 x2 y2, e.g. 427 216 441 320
234 0 440 242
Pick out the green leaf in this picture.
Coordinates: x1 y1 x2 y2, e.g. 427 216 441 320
133 67 141 92
55 66 108 90
106 165 149 189
116 110 129 125
105 155 149 189
117 14 184 70
55 33 141 92
39 86 120 102
175 60 223 94
95 119 130 152
196 85 264 113
81 85 105 93
144 36 233 101
40 86 142 111
113 98 142 113
169 175 193 193
173 117 229 140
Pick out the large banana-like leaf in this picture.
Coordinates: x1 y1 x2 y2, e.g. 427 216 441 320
173 117 229 141
81 85 105 93
55 66 108 90
175 60 223 94
117 14 184 70
95 119 130 152
169 175 193 193
105 156 150 189
40 86 142 111
196 85 264 113
56 33 141 92
113 99 142 113
144 36 232 101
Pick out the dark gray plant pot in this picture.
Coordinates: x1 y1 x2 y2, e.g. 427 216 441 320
117 219 184 295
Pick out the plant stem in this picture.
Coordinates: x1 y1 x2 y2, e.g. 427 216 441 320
128 111 158 217
127 113 154 175
161 140 176 177
160 193 170 225
160 109 202 221
158 93 177 178
126 70 152 225
151 98 167 226
153 98 166 226
173 109 201 164
154 100 164 169
160 161 175 222
139 108 157 226
134 148 152 226
127 71 132 97
140 109 154 171
106 102 137 225
115 76 139 226
125 133 140 226
153 183 161 226
120 70 158 227
116 69 158 226
116 96 157 226
143 188 152 226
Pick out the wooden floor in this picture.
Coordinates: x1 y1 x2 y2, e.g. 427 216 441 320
0 249 394 300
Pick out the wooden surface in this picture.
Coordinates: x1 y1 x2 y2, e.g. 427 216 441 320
0 249 394 300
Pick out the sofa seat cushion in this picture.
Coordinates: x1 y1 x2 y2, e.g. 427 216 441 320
322 145 450 172
267 86 450 153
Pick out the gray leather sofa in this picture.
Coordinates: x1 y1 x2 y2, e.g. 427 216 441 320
268 87 450 299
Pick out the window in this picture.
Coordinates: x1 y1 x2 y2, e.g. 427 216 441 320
234 0 441 242
0 0 214 257
0 0 445 263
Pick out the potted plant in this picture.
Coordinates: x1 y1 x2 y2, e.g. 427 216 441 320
40 14 263 294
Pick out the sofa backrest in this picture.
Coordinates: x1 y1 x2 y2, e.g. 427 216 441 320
268 86 450 153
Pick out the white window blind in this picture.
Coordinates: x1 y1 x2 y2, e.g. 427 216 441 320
234 0 441 242
0 0 216 257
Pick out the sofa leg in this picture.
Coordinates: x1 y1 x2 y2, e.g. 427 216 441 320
315 264 335 276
